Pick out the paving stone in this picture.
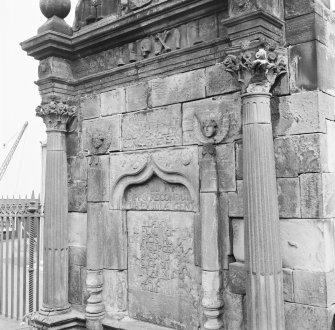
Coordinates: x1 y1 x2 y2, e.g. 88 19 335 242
293 270 335 307
101 87 126 115
122 104 182 151
87 155 109 202
205 63 240 97
280 218 335 272
150 69 205 107
285 302 335 330
126 82 148 112
228 181 243 218
81 94 101 119
183 93 242 145
277 178 301 218
274 134 323 177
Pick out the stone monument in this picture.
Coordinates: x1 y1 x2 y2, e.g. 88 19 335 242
21 0 335 329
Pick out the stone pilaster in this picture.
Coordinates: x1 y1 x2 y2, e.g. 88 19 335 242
200 144 224 330
36 96 77 315
224 47 287 330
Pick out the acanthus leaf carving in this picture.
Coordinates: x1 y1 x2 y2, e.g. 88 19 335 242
36 95 77 131
223 47 287 94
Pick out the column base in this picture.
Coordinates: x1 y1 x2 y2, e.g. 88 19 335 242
29 309 85 329
40 303 72 316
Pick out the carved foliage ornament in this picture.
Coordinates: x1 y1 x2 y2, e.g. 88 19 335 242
36 96 77 130
223 48 287 93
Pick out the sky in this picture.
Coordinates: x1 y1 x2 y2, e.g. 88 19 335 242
0 1 335 198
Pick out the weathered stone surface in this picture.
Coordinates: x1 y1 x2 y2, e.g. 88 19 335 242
69 246 87 267
110 147 199 211
271 92 326 136
103 270 127 318
68 212 87 247
235 140 243 180
326 120 335 172
68 156 88 182
126 82 148 112
69 265 82 305
228 262 246 296
280 218 335 272
127 211 200 329
228 181 243 218
219 193 231 270
150 69 205 107
122 104 182 151
284 0 330 19
293 270 335 307
232 219 244 263
183 93 242 145
104 210 127 270
68 181 87 213
283 268 294 302
222 290 245 330
83 116 121 154
201 193 220 271
274 134 323 177
101 87 126 116
322 173 335 218
277 178 301 218
205 63 240 97
300 173 323 218
81 94 101 119
88 155 109 202
285 302 335 330
217 144 236 192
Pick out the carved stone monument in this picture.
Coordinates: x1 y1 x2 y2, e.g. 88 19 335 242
22 0 335 329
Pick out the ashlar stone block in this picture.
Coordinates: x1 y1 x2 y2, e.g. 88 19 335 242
283 268 294 302
101 87 126 116
235 140 243 180
231 218 244 263
122 104 182 151
69 265 82 305
228 180 243 218
274 134 323 177
183 93 242 145
68 212 87 247
222 290 245 330
83 116 121 154
126 82 148 112
81 94 101 119
277 178 301 218
285 302 335 330
88 155 109 202
219 193 231 270
150 69 205 107
284 0 330 19
280 218 335 272
228 262 246 296
68 181 87 213
293 270 335 307
216 144 236 192
325 120 335 172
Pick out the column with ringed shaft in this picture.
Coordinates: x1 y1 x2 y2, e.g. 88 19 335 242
223 47 287 330
36 96 77 315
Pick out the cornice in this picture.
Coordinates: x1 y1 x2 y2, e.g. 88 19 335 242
21 0 228 61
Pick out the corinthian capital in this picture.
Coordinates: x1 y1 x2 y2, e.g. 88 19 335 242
223 47 287 94
36 96 77 131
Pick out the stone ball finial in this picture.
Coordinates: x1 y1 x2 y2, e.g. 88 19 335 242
39 0 71 19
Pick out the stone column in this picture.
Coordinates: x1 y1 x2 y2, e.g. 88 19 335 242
36 97 76 315
224 48 287 330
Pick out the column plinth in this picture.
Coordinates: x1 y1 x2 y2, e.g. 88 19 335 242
36 97 76 316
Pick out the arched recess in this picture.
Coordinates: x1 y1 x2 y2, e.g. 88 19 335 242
110 157 199 211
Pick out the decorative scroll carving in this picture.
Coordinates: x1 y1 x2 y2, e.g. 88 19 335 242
223 47 287 93
36 96 77 130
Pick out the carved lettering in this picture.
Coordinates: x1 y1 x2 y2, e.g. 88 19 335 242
124 176 194 211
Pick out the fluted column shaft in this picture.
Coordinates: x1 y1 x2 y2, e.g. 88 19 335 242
242 93 284 330
41 129 71 315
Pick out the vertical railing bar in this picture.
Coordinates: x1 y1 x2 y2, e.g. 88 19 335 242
22 217 27 319
10 216 15 319
16 217 21 321
28 215 35 314
0 215 3 316
36 216 40 311
5 217 9 318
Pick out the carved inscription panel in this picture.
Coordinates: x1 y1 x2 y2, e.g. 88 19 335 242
124 176 194 211
122 104 182 150
128 211 200 329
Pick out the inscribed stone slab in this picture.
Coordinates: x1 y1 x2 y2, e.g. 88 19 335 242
127 211 200 329
122 104 182 151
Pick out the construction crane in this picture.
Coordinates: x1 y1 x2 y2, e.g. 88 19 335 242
0 121 28 183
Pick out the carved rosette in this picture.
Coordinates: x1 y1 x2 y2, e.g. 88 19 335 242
36 97 77 131
223 47 287 93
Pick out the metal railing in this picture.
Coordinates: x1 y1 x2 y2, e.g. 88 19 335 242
0 197 42 322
